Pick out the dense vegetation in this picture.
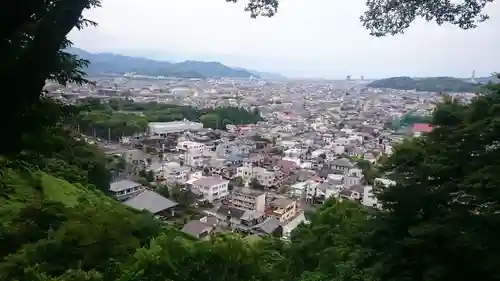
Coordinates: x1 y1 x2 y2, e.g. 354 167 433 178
391 112 433 130
72 98 262 140
367 76 481 93
1 1 498 281
68 47 257 78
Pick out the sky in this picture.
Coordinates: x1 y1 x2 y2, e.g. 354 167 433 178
68 0 500 79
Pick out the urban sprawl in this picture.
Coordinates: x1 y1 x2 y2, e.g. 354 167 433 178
44 76 477 240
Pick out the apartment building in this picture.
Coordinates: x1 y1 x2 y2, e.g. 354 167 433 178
158 163 191 184
232 187 266 212
237 162 276 187
268 198 297 223
184 150 203 167
192 176 230 202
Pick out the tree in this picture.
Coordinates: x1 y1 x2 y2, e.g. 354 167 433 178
231 0 495 36
0 0 101 155
355 159 378 185
366 81 500 281
156 185 170 198
200 113 221 129
288 199 370 280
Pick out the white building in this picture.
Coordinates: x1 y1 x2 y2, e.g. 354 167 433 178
344 168 363 188
231 187 267 212
362 185 381 209
148 120 203 136
109 180 145 201
192 176 230 202
177 141 205 154
237 162 276 187
155 162 191 184
184 150 204 168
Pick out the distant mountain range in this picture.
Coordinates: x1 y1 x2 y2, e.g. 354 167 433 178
67 47 264 79
367 76 483 93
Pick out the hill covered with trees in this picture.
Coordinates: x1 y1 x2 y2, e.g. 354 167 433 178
367 76 481 92
72 98 263 140
68 47 258 78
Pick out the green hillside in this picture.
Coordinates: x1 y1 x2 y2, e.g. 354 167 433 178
367 76 481 92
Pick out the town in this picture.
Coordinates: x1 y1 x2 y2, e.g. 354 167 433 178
44 75 477 240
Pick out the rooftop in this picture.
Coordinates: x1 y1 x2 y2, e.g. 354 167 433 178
109 179 142 192
193 176 228 187
270 197 295 208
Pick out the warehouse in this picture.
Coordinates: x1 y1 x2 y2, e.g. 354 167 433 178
148 120 203 136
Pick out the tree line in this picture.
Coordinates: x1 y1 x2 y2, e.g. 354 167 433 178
72 98 262 140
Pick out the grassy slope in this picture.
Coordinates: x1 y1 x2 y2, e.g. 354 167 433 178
0 169 114 220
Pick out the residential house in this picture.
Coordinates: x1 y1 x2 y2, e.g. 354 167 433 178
330 158 355 174
250 217 283 237
344 168 363 188
268 198 298 223
216 140 254 158
123 189 178 217
121 149 146 164
232 187 267 212
374 177 396 187
155 162 191 184
192 176 230 202
363 150 379 164
109 179 145 201
282 211 308 238
181 219 216 239
237 161 277 187
210 205 247 228
184 150 204 167
177 141 205 154
339 185 364 201
290 181 308 197
362 185 381 209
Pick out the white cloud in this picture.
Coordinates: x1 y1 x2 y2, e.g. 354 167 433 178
69 0 500 78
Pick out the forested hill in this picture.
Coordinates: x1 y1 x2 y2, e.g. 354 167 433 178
367 76 481 92
67 47 257 78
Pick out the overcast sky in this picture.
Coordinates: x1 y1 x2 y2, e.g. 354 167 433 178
68 0 500 79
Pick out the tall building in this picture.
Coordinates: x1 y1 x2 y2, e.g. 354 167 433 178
232 187 266 212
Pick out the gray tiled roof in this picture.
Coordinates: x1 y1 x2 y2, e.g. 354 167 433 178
253 217 281 234
193 177 228 187
123 190 177 214
109 179 142 192
182 220 212 237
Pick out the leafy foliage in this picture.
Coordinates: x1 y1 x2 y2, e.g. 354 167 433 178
230 0 494 36
367 81 500 281
72 98 262 140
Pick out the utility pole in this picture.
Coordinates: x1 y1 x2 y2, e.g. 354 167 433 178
108 127 111 143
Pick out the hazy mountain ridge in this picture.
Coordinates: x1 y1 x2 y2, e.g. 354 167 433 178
67 47 258 78
367 76 481 93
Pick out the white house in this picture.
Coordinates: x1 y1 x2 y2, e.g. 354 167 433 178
192 176 230 202
109 180 145 201
177 141 205 154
